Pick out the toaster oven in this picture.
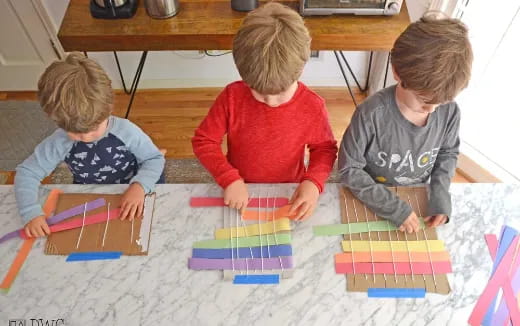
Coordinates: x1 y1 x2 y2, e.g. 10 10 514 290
300 0 403 16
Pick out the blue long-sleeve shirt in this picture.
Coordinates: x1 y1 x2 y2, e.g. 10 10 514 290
15 116 165 224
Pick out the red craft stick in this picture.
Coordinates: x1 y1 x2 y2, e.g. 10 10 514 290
190 197 289 208
19 208 121 239
335 261 452 274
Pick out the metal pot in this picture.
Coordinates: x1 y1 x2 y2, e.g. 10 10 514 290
94 0 129 8
145 0 180 19
231 0 258 12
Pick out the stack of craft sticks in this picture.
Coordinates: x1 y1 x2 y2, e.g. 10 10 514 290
314 186 452 298
469 225 520 326
189 196 294 284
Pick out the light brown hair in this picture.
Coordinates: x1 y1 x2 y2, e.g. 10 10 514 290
37 52 113 133
391 12 473 103
232 2 311 95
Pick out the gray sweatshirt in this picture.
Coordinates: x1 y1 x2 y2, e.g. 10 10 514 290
338 85 460 226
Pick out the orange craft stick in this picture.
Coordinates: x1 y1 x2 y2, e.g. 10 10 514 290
0 189 62 291
241 205 296 221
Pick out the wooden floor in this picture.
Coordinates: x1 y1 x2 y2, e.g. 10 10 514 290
0 88 471 183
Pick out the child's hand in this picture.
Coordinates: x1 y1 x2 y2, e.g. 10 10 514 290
120 183 145 221
224 179 249 212
24 215 50 238
288 180 320 221
424 214 448 227
399 211 420 233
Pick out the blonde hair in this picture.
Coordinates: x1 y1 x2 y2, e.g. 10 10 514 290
390 12 473 103
233 2 311 95
38 52 113 133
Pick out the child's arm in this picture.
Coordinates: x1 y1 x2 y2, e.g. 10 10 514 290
338 108 416 230
15 130 73 226
120 121 165 194
427 104 461 225
192 89 247 209
290 104 338 221
192 88 241 188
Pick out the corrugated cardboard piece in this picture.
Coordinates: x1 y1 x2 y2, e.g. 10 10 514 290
340 186 451 294
45 192 155 256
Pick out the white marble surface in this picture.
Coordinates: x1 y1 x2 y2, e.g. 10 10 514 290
0 183 519 326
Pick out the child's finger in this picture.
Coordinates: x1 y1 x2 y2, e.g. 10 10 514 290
295 202 310 221
137 202 144 219
423 216 432 222
128 204 138 221
37 226 45 238
120 202 131 220
43 222 51 235
289 197 304 215
25 227 32 238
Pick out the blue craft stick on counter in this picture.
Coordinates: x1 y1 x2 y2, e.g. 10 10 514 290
66 251 122 262
233 274 280 284
368 288 426 298
192 244 292 259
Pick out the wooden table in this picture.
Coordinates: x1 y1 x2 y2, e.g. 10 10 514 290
58 0 410 51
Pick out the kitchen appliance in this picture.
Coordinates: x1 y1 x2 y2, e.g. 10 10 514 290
90 0 138 19
231 0 258 12
145 0 180 19
300 0 403 16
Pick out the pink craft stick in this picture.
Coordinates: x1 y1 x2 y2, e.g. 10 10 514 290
190 197 289 208
19 208 122 239
486 234 499 261
468 236 520 326
335 261 452 274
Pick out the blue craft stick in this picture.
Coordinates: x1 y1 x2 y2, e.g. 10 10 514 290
233 274 280 285
482 225 518 326
66 251 122 262
367 288 426 298
192 244 292 259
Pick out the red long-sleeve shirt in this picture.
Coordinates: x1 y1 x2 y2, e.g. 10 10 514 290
192 81 338 192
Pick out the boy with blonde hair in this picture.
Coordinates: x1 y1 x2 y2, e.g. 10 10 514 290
192 2 337 220
16 52 165 237
339 14 473 233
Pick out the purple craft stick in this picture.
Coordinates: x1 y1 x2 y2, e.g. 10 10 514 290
46 198 106 225
0 230 21 244
188 256 293 270
0 198 106 246
491 268 520 326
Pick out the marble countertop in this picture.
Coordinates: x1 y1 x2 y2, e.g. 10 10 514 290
1 183 519 326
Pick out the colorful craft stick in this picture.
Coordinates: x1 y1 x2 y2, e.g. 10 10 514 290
233 274 280 284
335 250 450 263
19 208 121 239
0 197 106 244
215 218 291 239
188 256 293 270
193 233 291 249
0 189 62 292
335 261 452 274
190 197 289 208
341 240 446 252
314 219 425 236
468 236 520 326
241 205 296 221
66 252 122 262
46 198 106 225
482 226 518 326
367 288 426 298
192 244 292 259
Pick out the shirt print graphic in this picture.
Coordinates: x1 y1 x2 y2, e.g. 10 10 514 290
373 147 440 185
64 133 138 185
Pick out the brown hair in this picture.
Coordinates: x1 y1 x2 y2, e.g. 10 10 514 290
38 52 113 133
232 2 311 95
390 12 473 103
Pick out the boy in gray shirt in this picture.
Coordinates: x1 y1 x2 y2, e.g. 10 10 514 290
339 14 473 233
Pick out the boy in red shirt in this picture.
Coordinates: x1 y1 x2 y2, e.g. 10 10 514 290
192 2 338 220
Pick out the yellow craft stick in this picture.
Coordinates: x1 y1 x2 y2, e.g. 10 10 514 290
215 218 291 239
341 240 446 252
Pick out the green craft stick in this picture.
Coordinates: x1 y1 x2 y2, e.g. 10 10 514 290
193 233 292 249
313 219 426 236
